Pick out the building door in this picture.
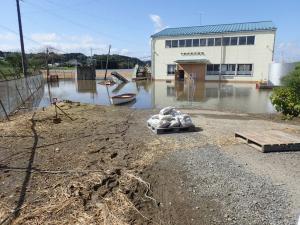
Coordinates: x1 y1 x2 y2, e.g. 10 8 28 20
177 64 206 81
178 70 185 80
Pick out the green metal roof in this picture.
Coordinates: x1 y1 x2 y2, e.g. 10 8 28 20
151 21 276 38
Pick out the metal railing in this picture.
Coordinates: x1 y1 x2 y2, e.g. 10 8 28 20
0 74 44 120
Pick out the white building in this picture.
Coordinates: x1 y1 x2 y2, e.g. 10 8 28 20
151 21 276 82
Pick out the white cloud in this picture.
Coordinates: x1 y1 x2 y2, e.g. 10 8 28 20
276 41 300 62
31 33 60 43
0 33 18 41
149 14 167 32
0 32 147 57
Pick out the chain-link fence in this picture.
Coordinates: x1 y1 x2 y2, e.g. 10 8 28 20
0 74 44 119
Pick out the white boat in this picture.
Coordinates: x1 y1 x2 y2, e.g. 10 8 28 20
110 93 136 105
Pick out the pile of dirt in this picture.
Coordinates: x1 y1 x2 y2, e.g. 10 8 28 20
0 103 157 225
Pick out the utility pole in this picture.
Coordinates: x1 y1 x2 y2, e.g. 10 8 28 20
46 48 50 81
104 45 111 80
16 0 27 77
45 48 52 104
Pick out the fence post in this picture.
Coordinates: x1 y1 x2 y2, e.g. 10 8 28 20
0 99 10 121
15 85 25 105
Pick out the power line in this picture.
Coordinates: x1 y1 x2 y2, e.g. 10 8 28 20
0 24 68 54
0 24 150 61
37 0 142 35
22 0 138 46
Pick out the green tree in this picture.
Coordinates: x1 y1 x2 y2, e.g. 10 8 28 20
281 64 300 95
270 63 300 118
5 53 23 75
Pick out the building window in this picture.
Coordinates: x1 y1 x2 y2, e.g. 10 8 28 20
165 40 171 48
237 64 252 75
179 39 185 47
239 36 247 45
208 38 215 46
230 37 238 45
171 40 178 48
215 38 222 46
193 39 200 47
167 64 176 75
207 64 220 75
247 36 255 45
221 64 236 75
200 38 207 46
222 37 230 46
186 39 192 47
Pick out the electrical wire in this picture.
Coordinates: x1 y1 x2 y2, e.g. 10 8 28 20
22 0 139 46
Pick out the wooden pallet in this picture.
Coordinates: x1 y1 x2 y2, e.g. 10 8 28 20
147 123 195 135
235 130 300 153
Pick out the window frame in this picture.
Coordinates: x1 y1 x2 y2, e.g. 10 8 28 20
179 39 186 47
238 36 247 45
185 39 192 47
200 38 207 46
221 64 236 75
171 40 179 48
215 38 222 46
237 64 253 76
207 38 215 46
165 40 172 48
222 37 230 46
246 36 255 45
206 64 220 75
192 39 200 47
167 64 176 75
230 37 238 45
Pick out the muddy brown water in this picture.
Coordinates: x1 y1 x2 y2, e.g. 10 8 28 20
0 78 275 119
37 79 274 114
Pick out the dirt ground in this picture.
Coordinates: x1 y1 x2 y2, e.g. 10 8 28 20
0 103 299 225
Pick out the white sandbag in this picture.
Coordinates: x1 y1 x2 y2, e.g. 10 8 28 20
148 118 170 128
177 114 194 128
169 118 181 128
151 114 159 120
147 118 160 127
158 120 171 128
159 106 175 115
170 109 182 117
158 114 174 121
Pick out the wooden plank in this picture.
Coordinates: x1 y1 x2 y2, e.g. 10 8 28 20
235 130 300 153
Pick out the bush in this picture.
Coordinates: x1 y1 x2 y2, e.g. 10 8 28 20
281 67 300 95
270 87 300 118
270 63 300 118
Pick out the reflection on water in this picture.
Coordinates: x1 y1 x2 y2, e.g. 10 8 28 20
38 79 275 113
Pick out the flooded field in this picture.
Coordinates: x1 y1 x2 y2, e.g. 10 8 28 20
37 79 275 114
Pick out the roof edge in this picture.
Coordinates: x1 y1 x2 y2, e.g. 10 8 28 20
151 21 276 38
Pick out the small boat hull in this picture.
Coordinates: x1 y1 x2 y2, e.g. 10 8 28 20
110 93 136 105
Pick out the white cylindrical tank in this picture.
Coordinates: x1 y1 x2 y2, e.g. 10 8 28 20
268 62 297 86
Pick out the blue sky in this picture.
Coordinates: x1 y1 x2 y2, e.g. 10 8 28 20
0 0 299 61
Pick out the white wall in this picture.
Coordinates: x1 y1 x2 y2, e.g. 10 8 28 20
152 31 276 82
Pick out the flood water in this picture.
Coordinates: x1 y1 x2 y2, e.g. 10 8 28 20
38 79 275 114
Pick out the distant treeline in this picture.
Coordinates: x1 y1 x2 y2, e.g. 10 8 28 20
0 51 150 71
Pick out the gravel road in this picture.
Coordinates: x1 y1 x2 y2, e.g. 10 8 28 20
145 145 296 225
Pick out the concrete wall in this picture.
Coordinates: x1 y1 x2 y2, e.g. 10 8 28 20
76 66 96 80
0 75 44 119
152 31 275 82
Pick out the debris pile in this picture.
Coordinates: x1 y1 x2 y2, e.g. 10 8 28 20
147 106 194 129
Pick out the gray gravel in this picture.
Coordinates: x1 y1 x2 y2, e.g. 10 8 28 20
166 145 295 225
